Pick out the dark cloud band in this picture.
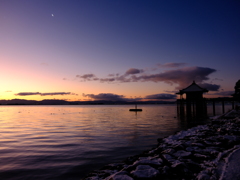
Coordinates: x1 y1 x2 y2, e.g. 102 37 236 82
145 93 177 100
82 93 176 101
125 68 144 75
75 66 219 91
82 93 127 101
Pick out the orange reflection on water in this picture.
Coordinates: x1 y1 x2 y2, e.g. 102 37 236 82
0 104 181 179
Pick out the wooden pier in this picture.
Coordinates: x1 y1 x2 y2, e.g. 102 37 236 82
177 98 236 117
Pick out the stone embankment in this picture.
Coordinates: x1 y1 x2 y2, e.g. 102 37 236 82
83 109 240 180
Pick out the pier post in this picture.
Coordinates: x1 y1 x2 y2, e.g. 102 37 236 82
204 98 207 115
180 100 185 116
222 100 225 114
177 100 180 115
213 99 216 116
192 101 195 116
186 100 192 116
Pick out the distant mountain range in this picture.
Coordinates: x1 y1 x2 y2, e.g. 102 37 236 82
0 99 175 105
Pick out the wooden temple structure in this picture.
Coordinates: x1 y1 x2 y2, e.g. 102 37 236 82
176 81 208 118
232 79 240 102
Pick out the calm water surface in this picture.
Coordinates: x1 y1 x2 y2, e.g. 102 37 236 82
0 104 228 179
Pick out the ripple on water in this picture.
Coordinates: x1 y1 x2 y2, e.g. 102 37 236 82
0 104 228 179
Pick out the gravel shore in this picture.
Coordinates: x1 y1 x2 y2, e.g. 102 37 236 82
83 109 240 180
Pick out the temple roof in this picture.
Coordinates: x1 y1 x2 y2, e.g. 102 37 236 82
176 81 208 95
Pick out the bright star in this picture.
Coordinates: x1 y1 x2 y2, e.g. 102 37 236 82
51 14 54 17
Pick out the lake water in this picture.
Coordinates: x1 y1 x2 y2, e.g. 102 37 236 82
0 104 230 179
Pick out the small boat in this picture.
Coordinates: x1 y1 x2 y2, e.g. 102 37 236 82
129 104 142 111
129 109 142 111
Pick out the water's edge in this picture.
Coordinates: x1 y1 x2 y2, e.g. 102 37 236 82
83 109 240 180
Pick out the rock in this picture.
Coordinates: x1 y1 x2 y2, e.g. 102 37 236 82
109 174 133 180
131 165 159 178
162 153 174 161
185 160 202 172
171 160 191 176
186 146 201 152
161 148 176 154
173 150 191 158
133 157 162 166
193 153 208 159
161 165 170 174
191 142 205 148
106 171 133 180
173 144 185 150
197 173 211 180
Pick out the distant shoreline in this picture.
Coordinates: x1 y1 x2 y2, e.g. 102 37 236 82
0 99 175 106
0 97 236 106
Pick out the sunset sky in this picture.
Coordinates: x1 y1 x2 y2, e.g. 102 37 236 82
1 0 240 101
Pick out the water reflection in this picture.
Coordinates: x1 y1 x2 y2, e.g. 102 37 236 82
0 104 223 179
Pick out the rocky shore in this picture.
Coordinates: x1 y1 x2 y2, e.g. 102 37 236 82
83 109 240 180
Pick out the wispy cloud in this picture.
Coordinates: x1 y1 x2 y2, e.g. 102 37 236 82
125 68 144 75
15 92 41 96
76 68 143 83
15 92 77 96
41 92 73 96
76 74 99 81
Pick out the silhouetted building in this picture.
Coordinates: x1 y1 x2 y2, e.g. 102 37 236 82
177 81 208 118
232 79 240 102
